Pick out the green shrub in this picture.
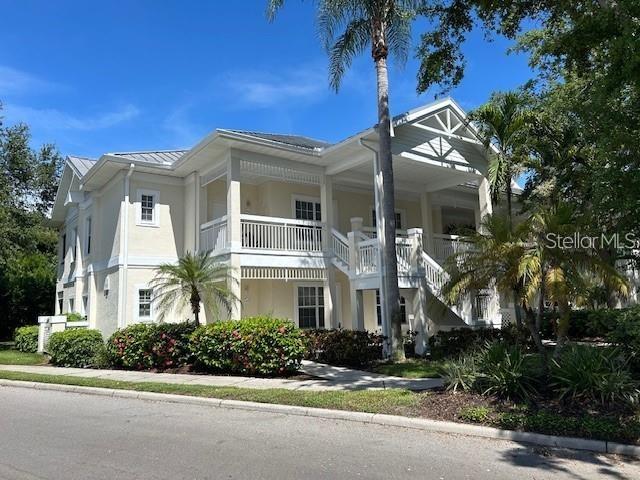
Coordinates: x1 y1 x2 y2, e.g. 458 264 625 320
459 406 492 423
543 307 634 340
551 345 639 406
303 329 384 367
477 342 540 401
106 322 196 370
440 354 480 393
47 329 104 368
190 317 306 376
428 327 528 359
608 306 640 374
65 312 85 323
14 325 39 353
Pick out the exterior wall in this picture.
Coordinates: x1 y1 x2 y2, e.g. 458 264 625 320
93 268 119 337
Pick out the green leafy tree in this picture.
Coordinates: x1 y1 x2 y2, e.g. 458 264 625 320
268 0 422 360
149 251 237 325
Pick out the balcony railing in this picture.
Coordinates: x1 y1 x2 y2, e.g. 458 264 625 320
200 216 228 253
431 233 473 263
240 214 324 252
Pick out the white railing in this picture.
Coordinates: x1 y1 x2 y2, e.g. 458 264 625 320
331 228 349 264
241 214 324 252
200 216 228 253
431 233 473 263
395 238 412 274
421 250 448 294
356 237 379 274
361 226 408 238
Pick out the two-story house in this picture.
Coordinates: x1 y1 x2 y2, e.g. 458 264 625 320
50 98 508 355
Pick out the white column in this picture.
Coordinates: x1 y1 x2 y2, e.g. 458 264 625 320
227 154 242 320
420 192 435 255
347 217 364 331
408 228 428 355
321 176 337 328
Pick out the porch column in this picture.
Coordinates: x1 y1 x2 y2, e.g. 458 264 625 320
321 175 337 328
476 177 493 231
408 228 429 355
347 217 364 330
227 154 242 320
420 192 435 255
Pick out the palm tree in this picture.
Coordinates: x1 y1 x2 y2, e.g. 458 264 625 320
267 0 420 360
149 251 237 325
471 91 530 225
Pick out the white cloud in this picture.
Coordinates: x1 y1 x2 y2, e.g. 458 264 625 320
0 65 64 96
3 103 140 131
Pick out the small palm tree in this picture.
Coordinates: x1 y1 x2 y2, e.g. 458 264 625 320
268 0 421 360
149 252 237 325
471 91 531 225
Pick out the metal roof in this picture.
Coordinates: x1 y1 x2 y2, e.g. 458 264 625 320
109 150 188 165
67 156 97 176
220 129 331 151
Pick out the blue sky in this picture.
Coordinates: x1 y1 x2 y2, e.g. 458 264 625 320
0 1 535 159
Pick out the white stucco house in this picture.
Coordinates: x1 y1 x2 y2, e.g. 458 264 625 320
48 98 512 354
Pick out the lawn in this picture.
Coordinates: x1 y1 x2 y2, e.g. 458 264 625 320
371 359 443 378
0 346 46 365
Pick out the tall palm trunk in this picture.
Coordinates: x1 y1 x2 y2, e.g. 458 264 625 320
191 291 201 326
372 19 404 361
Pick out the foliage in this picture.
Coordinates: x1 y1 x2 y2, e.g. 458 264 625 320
106 322 197 370
476 342 540 401
13 325 39 353
428 325 530 360
66 312 85 322
304 329 384 368
542 308 632 340
150 251 236 325
440 354 480 394
459 406 491 423
0 346 44 365
0 106 62 338
190 317 306 376
551 345 639 407
608 307 640 374
47 329 104 368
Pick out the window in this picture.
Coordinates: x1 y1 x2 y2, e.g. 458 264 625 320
82 295 88 316
295 199 321 221
60 234 66 265
138 289 153 319
297 285 324 329
57 292 64 314
68 298 75 313
85 217 92 255
372 210 403 230
70 228 77 262
136 190 159 226
376 290 407 325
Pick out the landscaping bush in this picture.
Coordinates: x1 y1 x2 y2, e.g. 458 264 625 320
304 329 384 368
428 326 533 360
66 312 85 323
440 354 480 393
47 329 104 368
608 306 640 374
190 317 306 376
543 307 635 340
551 345 639 406
106 322 196 370
14 325 39 353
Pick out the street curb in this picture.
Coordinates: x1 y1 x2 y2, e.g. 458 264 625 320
2 378 639 458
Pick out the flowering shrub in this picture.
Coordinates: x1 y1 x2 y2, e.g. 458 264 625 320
47 329 104 367
14 325 39 353
190 317 306 376
106 322 196 370
303 329 384 368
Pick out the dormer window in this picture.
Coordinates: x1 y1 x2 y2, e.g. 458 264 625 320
136 190 160 227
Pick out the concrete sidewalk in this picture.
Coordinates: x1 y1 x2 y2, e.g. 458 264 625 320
0 362 442 392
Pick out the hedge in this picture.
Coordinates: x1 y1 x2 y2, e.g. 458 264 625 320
542 306 640 339
14 325 39 353
304 329 384 367
47 329 104 368
106 322 196 370
190 317 306 376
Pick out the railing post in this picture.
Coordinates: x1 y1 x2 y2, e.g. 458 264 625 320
347 217 363 275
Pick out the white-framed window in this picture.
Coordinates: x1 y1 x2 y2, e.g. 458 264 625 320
68 298 75 313
85 217 92 255
376 290 407 326
60 234 66 265
136 287 154 321
57 292 64 314
292 195 321 221
82 295 88 317
136 189 160 227
70 227 77 262
295 284 324 329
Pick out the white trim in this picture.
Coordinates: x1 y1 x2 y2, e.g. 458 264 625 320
134 283 155 323
293 282 325 329
135 189 160 227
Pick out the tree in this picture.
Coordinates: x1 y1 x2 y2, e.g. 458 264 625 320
470 91 530 224
150 251 237 325
267 0 421 360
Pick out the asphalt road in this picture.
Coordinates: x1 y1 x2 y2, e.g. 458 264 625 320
0 386 638 480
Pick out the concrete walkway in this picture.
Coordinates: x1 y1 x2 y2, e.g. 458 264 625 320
0 362 442 392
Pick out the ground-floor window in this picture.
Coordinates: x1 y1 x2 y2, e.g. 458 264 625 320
57 292 63 314
297 285 324 329
138 288 153 320
68 298 75 313
376 290 407 326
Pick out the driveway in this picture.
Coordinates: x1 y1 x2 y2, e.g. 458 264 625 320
0 386 637 479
